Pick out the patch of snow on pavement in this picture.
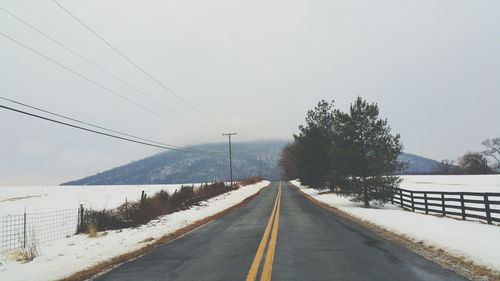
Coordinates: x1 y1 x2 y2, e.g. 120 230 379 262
0 181 270 281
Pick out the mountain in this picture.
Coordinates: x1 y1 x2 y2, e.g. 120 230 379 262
398 153 439 174
62 140 285 185
62 140 439 185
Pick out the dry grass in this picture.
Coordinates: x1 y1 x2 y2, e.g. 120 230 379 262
291 182 500 281
139 237 154 243
7 230 39 263
7 247 38 263
239 177 263 186
87 224 97 238
81 182 240 233
57 182 270 281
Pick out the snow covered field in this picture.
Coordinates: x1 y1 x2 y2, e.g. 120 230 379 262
0 184 197 216
0 180 270 281
0 184 206 254
292 175 500 272
400 175 500 192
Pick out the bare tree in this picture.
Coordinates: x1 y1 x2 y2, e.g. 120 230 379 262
458 152 493 174
433 159 458 175
279 142 300 180
482 137 500 171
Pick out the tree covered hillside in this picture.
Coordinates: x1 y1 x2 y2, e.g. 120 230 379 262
62 140 439 185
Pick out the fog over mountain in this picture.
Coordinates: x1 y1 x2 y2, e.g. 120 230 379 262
62 140 438 185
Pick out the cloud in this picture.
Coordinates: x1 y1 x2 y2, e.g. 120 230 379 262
1 0 499 184
16 139 52 156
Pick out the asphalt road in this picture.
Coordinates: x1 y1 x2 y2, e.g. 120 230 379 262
95 182 468 281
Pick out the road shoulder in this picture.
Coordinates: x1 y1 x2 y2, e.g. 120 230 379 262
290 181 499 281
56 182 271 281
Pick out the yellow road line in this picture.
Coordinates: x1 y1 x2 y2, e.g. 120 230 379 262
245 183 281 281
260 182 281 281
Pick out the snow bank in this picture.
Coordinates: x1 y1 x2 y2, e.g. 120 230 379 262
291 177 500 272
0 181 270 281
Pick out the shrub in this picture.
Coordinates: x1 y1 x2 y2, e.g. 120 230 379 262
88 224 97 238
239 177 263 186
81 181 239 233
9 228 39 263
170 186 197 208
196 182 236 201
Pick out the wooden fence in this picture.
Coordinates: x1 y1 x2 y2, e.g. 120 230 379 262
391 188 500 225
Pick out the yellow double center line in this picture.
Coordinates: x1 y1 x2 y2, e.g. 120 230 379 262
245 182 282 281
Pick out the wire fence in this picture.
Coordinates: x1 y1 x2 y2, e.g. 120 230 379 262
1 208 80 253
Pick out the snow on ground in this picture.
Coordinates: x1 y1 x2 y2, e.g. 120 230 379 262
399 175 500 192
400 175 500 215
0 184 197 216
291 175 500 272
0 181 270 281
0 184 194 254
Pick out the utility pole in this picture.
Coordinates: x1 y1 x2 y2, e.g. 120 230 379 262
259 153 262 178
223 132 237 186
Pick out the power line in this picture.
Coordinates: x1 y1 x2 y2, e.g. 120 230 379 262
52 0 219 126
0 96 184 150
0 5 198 125
0 30 177 124
0 103 194 153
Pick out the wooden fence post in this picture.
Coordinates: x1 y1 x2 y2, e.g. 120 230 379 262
441 193 446 216
424 192 428 214
410 191 415 212
141 190 146 205
484 194 492 225
77 204 85 233
460 194 466 220
399 189 403 208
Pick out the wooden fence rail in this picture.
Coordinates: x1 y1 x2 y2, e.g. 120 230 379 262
391 188 500 225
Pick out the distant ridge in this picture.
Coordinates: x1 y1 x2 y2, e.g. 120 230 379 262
398 153 439 174
62 140 439 185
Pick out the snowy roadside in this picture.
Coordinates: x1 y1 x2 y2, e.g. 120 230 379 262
0 180 270 281
291 180 500 273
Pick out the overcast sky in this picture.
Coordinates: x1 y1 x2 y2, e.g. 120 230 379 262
1 0 499 185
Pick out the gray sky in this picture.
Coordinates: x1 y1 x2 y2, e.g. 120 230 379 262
1 0 499 185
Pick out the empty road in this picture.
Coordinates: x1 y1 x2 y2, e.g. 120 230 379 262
96 182 468 281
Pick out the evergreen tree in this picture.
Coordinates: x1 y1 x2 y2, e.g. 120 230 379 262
282 97 404 206
293 100 336 189
333 97 404 206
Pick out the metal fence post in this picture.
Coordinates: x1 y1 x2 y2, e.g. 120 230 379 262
78 204 84 233
23 209 27 249
484 194 492 225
